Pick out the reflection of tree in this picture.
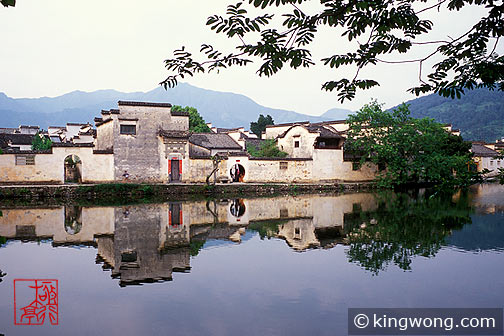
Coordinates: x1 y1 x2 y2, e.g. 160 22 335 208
344 191 473 275
248 219 287 239
0 269 6 283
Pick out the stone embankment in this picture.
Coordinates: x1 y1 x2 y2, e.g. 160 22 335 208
0 182 374 203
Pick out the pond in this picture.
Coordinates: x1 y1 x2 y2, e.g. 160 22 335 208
0 184 503 335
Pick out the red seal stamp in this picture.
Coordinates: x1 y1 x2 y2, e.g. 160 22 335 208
14 279 59 325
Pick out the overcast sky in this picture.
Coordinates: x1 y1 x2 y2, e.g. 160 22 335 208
0 0 501 115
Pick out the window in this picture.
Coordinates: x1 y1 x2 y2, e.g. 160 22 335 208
15 155 35 165
120 125 136 135
352 162 360 171
490 160 494 166
280 208 289 218
279 161 288 170
294 140 300 148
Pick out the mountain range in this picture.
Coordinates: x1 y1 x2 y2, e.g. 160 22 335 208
0 84 503 141
0 83 350 130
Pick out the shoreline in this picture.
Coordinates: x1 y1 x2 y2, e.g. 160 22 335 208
0 182 375 205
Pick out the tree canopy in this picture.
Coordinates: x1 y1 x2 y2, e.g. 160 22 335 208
31 133 52 151
345 100 477 190
247 138 288 157
171 105 212 133
250 114 274 137
161 0 504 102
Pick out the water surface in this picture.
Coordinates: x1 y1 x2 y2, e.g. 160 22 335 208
1 184 503 335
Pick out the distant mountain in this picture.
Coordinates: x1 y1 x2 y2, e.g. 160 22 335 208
0 84 334 129
397 88 504 142
320 108 352 120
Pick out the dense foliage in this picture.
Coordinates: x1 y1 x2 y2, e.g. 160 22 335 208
1 0 14 7
171 105 211 133
247 138 288 158
250 114 274 137
345 191 472 274
404 88 504 141
162 0 504 102
345 101 476 190
31 133 52 151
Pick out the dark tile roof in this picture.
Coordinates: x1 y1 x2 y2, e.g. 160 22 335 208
0 127 19 134
159 129 191 139
189 133 242 150
214 151 249 158
96 118 113 127
52 143 94 148
216 127 242 133
118 101 172 108
244 138 265 151
307 125 344 139
0 133 35 147
471 143 500 157
67 122 89 126
277 124 343 139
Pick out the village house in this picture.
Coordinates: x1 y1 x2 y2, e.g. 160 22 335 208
471 142 503 177
0 100 485 185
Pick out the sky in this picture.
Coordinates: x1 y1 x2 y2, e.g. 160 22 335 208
0 0 502 115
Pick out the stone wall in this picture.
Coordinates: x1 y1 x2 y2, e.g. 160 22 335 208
0 147 114 184
110 105 189 182
312 149 376 182
96 120 113 151
276 125 319 158
247 158 313 182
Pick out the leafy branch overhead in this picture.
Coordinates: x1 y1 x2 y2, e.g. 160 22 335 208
1 0 15 7
161 0 504 102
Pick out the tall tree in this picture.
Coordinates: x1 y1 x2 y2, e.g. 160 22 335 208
345 100 476 190
250 114 274 137
161 0 504 102
171 105 211 133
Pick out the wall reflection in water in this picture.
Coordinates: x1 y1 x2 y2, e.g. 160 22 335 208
0 184 503 285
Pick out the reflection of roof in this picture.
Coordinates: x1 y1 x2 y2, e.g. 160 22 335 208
189 133 242 149
159 130 191 139
471 143 500 157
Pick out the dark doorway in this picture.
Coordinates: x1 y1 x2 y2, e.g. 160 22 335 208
230 164 245 182
230 199 246 217
64 154 82 183
171 159 180 182
170 203 182 226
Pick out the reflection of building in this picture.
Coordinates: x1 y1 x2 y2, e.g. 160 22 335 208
0 193 383 286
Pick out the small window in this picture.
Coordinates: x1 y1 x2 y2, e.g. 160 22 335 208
490 160 494 166
15 155 35 165
280 208 288 218
120 125 136 135
352 162 360 171
279 161 288 170
294 141 300 148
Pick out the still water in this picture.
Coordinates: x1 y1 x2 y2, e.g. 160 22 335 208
0 184 503 336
